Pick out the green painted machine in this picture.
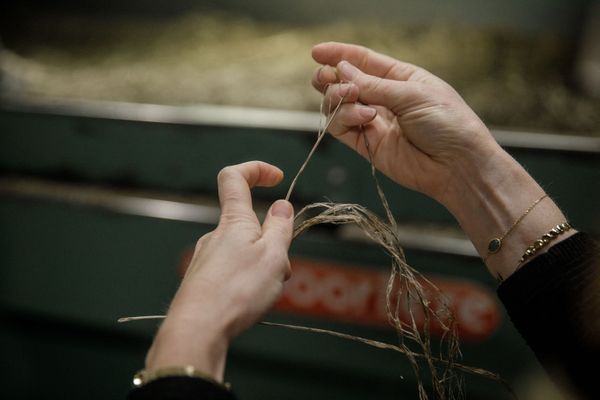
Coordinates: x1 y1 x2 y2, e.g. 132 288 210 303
1 1 599 398
1 97 599 399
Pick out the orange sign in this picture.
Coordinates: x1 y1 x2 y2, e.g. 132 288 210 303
274 258 501 341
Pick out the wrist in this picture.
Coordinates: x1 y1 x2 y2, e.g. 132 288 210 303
427 124 503 208
145 289 231 382
440 145 573 279
146 317 229 382
442 144 525 217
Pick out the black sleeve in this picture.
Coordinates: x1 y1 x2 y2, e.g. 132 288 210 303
127 377 238 400
497 232 600 399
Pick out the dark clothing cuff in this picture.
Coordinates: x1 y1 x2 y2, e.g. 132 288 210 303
498 232 599 399
128 376 237 400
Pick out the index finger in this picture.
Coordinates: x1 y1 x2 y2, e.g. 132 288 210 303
217 161 284 223
312 42 422 82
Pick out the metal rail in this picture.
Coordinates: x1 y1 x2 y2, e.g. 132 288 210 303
0 176 478 257
0 177 221 225
2 95 599 154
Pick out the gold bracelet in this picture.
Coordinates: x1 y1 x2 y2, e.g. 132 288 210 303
518 222 572 265
483 194 548 263
133 365 231 390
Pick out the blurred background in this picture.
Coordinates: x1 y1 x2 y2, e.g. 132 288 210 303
0 1 599 399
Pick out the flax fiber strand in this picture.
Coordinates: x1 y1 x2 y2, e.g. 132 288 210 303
117 315 513 399
119 94 516 399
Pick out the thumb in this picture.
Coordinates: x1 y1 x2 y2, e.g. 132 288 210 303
261 199 294 251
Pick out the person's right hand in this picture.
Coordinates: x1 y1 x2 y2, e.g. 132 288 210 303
312 42 576 282
311 42 503 207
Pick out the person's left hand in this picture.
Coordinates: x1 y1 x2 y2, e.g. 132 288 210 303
145 161 294 382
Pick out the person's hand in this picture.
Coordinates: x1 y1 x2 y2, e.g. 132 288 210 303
173 161 294 339
145 161 294 381
311 42 502 207
312 42 575 281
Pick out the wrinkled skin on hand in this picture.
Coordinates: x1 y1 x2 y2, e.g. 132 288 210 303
311 41 501 205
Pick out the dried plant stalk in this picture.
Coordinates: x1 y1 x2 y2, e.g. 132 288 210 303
118 314 513 398
292 199 464 399
260 321 515 399
284 107 462 398
119 94 515 400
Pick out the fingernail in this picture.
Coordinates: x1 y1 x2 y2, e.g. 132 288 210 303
271 200 293 219
316 66 324 84
338 61 358 80
359 106 376 119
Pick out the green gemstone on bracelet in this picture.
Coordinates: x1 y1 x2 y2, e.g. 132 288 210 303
488 238 502 253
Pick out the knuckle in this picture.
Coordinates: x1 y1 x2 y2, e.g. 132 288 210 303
271 248 291 270
264 247 291 281
220 214 242 226
195 231 215 250
388 60 402 76
273 221 294 240
217 165 237 183
219 211 255 227
358 47 370 68
221 189 244 204
195 234 209 250
369 76 384 92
